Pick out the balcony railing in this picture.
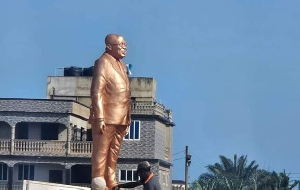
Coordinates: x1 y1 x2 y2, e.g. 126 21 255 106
0 139 92 157
14 140 66 156
131 101 171 119
70 141 92 155
0 139 10 155
0 183 7 190
0 182 23 190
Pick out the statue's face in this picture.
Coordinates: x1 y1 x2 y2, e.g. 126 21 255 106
109 36 127 59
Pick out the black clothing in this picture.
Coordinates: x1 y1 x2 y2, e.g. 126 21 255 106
143 175 161 190
118 175 161 190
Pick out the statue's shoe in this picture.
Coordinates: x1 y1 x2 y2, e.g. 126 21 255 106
91 177 107 190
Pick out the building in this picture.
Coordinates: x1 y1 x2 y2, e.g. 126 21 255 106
0 73 174 190
172 180 185 190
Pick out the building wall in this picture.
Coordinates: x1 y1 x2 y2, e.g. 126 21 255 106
12 163 65 183
0 111 69 128
34 164 65 183
120 119 156 159
0 99 90 127
47 77 92 107
58 124 67 141
0 99 73 115
154 121 167 161
166 126 173 161
47 77 158 105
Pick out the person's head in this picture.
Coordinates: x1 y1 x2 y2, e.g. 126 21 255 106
137 161 151 181
104 34 127 59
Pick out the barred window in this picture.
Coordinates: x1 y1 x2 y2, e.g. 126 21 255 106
124 121 140 140
18 164 34 181
0 163 8 181
119 170 138 182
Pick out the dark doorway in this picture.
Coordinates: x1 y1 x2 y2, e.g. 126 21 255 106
41 123 58 140
15 123 29 139
49 170 63 183
71 165 91 183
86 129 92 141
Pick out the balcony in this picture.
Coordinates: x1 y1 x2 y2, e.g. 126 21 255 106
0 139 92 157
0 139 10 155
0 182 22 190
131 101 172 120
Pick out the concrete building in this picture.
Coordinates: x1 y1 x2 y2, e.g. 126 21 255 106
0 73 174 190
172 180 185 190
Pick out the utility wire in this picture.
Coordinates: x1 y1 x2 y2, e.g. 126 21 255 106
173 157 185 161
173 149 185 156
189 150 208 168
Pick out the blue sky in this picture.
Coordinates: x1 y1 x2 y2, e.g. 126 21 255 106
1 0 300 182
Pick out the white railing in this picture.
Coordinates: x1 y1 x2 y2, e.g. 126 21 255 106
131 101 167 117
0 183 22 190
70 141 92 155
131 101 174 123
0 139 93 156
12 183 22 190
0 139 10 154
14 140 66 155
0 183 8 190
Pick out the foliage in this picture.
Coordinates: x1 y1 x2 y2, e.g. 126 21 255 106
189 154 299 190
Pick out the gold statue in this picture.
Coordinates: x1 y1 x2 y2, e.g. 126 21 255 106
89 34 131 190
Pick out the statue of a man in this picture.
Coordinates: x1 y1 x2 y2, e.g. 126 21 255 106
89 34 131 190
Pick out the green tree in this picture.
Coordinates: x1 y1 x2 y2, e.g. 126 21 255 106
190 154 258 190
206 154 259 190
190 154 300 190
256 170 299 190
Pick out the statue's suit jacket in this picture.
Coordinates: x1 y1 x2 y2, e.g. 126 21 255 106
90 52 131 126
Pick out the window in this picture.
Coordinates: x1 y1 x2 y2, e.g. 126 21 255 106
0 163 8 181
165 173 169 186
18 164 34 180
124 121 140 140
161 171 169 186
119 170 138 182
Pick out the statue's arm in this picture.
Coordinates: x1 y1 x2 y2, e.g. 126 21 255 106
90 58 108 121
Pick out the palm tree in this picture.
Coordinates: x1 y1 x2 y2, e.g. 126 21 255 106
254 169 299 190
206 154 259 190
190 154 300 190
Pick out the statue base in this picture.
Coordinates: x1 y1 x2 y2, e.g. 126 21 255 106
22 180 91 190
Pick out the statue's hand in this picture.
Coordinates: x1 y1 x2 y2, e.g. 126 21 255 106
94 121 106 134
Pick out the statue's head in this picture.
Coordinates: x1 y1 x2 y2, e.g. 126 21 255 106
105 34 127 59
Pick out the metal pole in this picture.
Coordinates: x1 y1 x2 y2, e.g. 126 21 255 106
185 145 188 190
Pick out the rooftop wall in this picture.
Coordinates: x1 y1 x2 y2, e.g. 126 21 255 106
47 77 157 104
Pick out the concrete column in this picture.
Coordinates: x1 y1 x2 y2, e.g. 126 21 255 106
66 123 72 155
64 164 74 185
7 161 16 190
10 125 15 155
82 128 87 141
74 125 80 141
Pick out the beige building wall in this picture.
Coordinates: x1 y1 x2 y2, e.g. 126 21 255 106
47 77 157 106
58 124 67 141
